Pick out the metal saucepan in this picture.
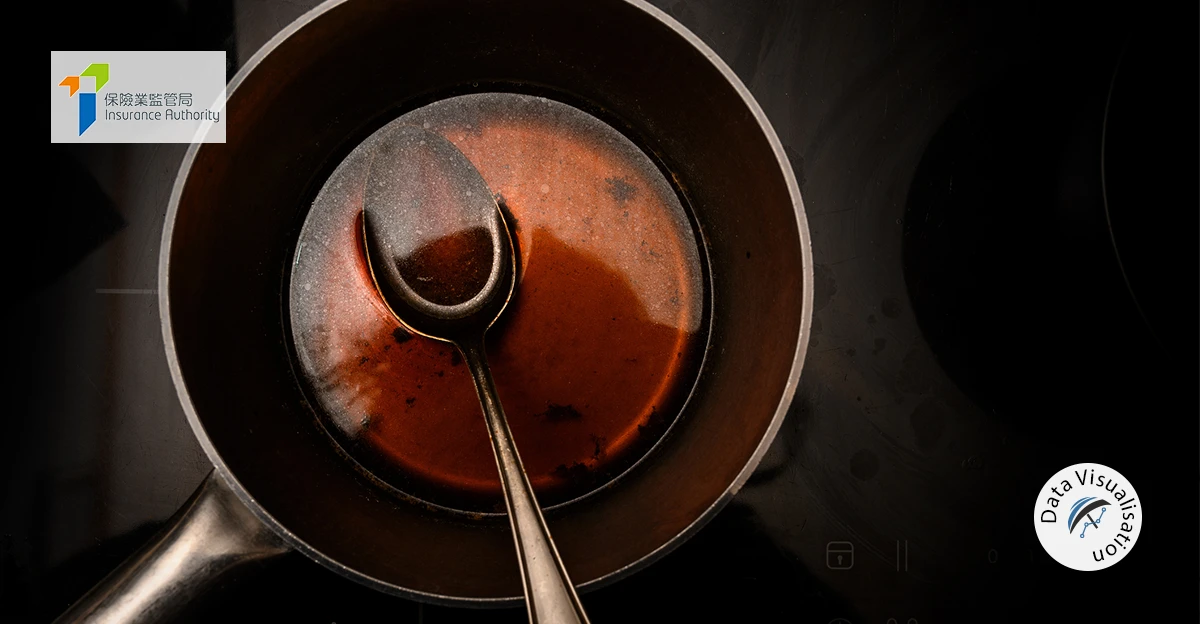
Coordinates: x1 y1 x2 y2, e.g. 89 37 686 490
58 0 813 620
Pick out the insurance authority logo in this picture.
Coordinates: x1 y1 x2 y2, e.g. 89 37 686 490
58 63 109 135
1034 462 1141 571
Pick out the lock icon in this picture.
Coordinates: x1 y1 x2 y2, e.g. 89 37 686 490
826 541 854 570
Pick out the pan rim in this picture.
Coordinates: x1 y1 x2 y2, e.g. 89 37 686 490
158 0 814 607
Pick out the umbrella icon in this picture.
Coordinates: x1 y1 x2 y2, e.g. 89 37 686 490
1067 496 1110 538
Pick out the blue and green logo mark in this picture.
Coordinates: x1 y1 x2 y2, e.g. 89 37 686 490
58 64 109 135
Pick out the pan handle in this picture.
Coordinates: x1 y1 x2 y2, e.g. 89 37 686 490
55 470 290 623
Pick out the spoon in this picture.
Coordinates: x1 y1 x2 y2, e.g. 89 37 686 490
360 125 590 624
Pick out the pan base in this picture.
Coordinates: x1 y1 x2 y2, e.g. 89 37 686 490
288 93 707 514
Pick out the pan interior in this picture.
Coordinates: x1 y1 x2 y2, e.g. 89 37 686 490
288 93 709 514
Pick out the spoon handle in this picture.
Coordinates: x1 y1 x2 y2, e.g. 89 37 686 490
459 339 591 624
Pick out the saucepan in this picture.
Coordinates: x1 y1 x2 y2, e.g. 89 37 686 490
58 0 812 620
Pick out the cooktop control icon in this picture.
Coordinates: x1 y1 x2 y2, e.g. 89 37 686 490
827 541 854 570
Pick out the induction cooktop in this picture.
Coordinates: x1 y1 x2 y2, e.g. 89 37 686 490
16 1 1197 622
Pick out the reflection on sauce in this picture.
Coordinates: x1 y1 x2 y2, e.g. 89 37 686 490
290 93 705 511
396 226 493 306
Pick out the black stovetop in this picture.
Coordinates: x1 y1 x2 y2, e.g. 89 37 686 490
14 1 1196 622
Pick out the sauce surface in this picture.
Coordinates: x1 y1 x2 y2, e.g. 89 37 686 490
397 226 494 307
290 93 706 511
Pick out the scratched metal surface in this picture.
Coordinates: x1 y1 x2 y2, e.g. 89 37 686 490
12 1 1194 622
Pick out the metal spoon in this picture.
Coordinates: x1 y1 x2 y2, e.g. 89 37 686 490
360 125 590 624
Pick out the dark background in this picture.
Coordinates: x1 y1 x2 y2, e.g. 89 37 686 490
14 0 1197 622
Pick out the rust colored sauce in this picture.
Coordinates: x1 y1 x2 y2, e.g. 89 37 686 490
397 227 493 306
290 93 706 512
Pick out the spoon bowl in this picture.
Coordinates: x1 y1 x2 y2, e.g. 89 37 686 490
362 125 515 338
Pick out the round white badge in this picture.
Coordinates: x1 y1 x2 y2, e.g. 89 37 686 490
1034 462 1141 571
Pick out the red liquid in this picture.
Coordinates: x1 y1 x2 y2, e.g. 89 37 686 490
396 226 494 306
290 94 706 512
